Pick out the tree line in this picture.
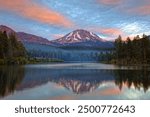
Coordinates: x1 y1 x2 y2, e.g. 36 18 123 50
0 31 27 64
113 34 150 65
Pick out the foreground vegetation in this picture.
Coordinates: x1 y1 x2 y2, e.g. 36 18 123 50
0 31 27 65
108 34 150 65
27 58 64 64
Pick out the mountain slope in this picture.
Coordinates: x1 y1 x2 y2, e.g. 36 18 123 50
51 29 114 48
0 25 16 36
17 32 53 45
0 25 53 45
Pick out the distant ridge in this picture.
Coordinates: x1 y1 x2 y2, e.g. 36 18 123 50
0 25 114 48
0 25 53 45
17 32 53 45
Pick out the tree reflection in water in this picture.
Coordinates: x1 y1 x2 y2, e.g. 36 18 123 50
0 66 24 97
114 69 150 92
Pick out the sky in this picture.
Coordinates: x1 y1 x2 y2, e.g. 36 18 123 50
0 0 150 41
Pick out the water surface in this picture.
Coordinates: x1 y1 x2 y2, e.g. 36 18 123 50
0 63 150 100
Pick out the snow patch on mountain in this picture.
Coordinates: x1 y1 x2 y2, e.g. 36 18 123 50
66 32 73 39
76 31 81 39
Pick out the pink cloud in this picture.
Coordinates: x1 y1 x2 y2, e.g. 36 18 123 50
51 34 64 39
99 28 123 36
99 88 121 96
49 95 76 100
88 27 125 40
0 0 74 28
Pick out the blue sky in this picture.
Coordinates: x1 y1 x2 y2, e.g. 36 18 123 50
0 0 150 40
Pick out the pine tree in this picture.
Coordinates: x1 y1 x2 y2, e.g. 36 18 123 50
0 31 27 64
113 34 150 65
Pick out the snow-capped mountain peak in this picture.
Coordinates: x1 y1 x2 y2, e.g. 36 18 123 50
52 29 104 44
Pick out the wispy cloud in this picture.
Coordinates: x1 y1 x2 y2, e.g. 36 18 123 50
97 0 122 5
0 0 74 28
128 4 150 15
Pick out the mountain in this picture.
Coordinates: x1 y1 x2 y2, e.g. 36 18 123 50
17 32 53 45
52 29 103 44
52 29 114 48
0 25 16 36
0 25 53 45
0 25 114 49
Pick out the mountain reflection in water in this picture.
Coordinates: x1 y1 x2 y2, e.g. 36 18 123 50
0 63 150 99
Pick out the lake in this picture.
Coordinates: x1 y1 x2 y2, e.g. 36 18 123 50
0 63 150 100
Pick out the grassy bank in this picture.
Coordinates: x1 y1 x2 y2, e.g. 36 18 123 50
0 57 64 65
27 58 64 64
102 59 150 67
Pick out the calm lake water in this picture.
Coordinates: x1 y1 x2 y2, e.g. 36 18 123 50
0 63 150 100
